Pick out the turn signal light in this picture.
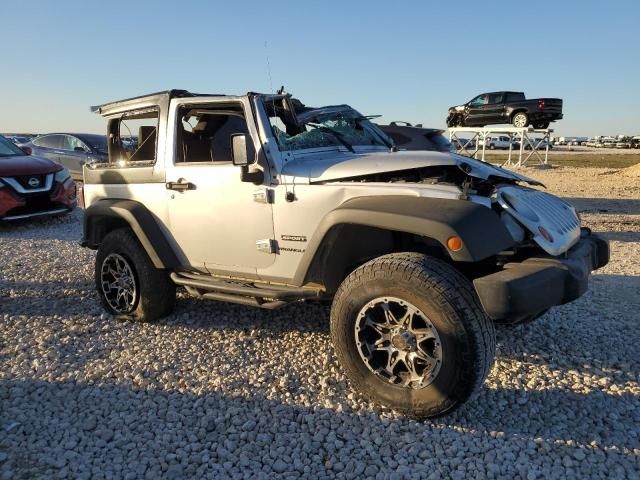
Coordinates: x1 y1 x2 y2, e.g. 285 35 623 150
447 236 463 252
538 226 554 242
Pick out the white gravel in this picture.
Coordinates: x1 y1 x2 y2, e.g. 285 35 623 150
1 167 639 479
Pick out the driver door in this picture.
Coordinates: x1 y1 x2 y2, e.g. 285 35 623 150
466 94 490 125
165 99 276 277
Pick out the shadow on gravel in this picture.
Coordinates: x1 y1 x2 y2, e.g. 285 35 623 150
596 231 640 243
0 280 329 333
0 211 80 239
0 377 636 479
165 299 332 335
0 281 97 318
564 197 640 215
494 273 640 377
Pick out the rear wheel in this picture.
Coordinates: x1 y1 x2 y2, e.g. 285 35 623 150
330 253 495 417
96 228 176 321
512 112 529 128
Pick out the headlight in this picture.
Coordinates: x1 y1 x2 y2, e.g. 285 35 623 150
54 168 71 183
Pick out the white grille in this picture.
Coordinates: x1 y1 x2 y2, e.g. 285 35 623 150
497 186 581 256
522 190 580 234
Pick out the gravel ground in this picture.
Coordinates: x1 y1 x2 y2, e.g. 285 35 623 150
1 167 639 479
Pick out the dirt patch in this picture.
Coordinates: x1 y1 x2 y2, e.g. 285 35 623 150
621 162 640 177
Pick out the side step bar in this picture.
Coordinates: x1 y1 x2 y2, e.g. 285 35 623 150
170 272 322 309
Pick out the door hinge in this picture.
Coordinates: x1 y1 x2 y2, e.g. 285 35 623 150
256 239 277 254
253 188 274 204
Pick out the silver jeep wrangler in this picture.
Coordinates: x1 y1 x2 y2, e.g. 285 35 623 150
81 90 609 416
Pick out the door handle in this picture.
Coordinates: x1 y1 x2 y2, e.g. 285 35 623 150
166 178 195 191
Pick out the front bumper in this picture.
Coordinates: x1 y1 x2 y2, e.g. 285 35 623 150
473 230 609 321
0 178 77 220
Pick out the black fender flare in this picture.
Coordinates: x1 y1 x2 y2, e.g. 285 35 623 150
83 199 179 269
293 196 514 285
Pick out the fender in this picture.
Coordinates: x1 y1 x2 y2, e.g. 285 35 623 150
505 106 528 120
293 196 514 285
82 199 179 269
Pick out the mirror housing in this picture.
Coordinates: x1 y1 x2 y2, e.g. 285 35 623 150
231 133 264 184
231 134 250 166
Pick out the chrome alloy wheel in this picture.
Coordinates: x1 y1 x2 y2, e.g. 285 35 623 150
100 253 138 313
513 113 528 128
355 297 443 389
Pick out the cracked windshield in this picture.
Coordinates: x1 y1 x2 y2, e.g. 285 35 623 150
266 99 389 151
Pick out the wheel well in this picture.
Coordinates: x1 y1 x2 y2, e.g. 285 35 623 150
511 109 528 120
304 224 450 294
85 215 130 246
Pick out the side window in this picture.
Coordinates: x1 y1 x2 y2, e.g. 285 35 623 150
61 135 87 152
107 108 159 164
176 104 251 164
487 93 503 104
469 95 488 106
34 135 62 149
505 93 525 102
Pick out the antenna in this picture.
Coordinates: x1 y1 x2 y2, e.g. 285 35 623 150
264 41 274 94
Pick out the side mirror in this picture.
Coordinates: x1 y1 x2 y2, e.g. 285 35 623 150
231 133 263 184
21 146 32 155
231 134 250 166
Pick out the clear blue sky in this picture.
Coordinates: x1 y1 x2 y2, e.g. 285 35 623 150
1 0 638 137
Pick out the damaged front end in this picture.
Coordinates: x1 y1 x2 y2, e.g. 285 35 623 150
288 150 584 260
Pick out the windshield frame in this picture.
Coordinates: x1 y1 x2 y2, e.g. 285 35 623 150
261 97 393 154
0 135 27 157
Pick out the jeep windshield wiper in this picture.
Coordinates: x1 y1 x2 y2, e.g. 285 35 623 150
308 124 355 153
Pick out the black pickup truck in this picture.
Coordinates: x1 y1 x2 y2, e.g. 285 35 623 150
446 91 563 129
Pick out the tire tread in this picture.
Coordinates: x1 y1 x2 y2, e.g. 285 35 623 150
330 252 495 417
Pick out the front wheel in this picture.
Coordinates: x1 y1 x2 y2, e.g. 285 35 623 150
512 112 529 128
95 228 176 321
446 114 461 128
330 253 495 417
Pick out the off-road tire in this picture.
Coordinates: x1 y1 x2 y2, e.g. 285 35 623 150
512 112 529 128
330 252 495 417
95 228 176 322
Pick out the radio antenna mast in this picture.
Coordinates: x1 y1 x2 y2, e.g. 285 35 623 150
264 41 274 94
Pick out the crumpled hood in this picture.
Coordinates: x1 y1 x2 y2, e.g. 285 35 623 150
281 150 543 186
